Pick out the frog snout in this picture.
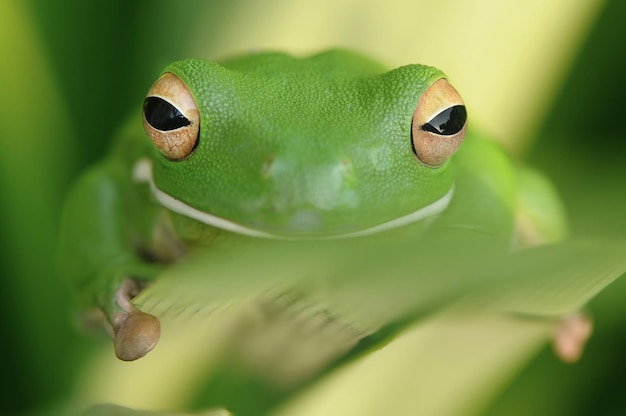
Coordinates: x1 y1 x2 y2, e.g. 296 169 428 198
261 156 358 216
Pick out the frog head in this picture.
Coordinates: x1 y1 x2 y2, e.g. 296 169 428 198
138 51 467 239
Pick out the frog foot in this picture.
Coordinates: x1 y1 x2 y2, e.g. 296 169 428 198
110 278 161 361
551 311 593 363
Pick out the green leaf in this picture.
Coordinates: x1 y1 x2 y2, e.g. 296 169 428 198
75 238 626 414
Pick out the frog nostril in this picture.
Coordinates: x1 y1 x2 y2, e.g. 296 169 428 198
340 157 356 183
341 158 351 174
262 155 275 178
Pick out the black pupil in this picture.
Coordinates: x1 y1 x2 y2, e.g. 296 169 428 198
422 105 467 136
143 96 190 131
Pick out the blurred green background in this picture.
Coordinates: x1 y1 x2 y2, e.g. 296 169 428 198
1 0 625 414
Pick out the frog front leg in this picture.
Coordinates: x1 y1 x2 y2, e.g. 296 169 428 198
512 165 595 362
60 158 180 360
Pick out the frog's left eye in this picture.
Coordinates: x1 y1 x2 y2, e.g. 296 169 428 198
143 73 200 161
411 79 467 167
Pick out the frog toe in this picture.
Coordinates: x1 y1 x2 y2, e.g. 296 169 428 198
113 309 161 361
551 311 593 363
108 278 161 361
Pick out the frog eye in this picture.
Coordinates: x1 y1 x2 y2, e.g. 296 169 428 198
411 78 467 167
143 73 200 161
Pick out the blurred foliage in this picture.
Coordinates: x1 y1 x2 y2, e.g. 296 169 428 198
0 0 625 414
528 0 626 240
485 1 626 414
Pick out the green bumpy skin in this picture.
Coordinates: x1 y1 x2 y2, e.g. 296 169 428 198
59 49 566 361
154 52 451 236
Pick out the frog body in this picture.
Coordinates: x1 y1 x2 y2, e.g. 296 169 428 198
59 49 566 361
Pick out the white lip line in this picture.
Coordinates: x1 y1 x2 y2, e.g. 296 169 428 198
133 158 453 240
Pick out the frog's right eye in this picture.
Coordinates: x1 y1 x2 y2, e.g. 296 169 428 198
143 73 200 161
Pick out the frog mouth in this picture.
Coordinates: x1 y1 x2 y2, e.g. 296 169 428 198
133 158 454 240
